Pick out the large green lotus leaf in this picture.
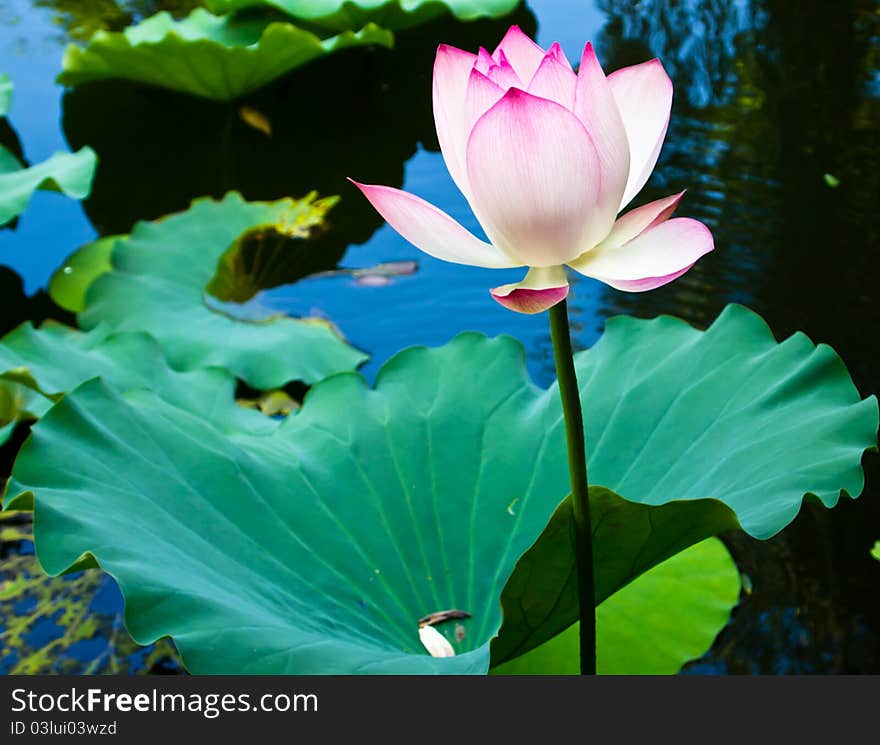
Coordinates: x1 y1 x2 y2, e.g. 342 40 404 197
0 321 275 434
205 0 520 32
491 488 738 664
490 538 740 675
491 306 878 664
78 191 367 389
57 9 393 101
0 321 274 497
5 307 875 674
0 74 96 226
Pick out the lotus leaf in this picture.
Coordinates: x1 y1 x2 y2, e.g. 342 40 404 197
57 9 393 101
5 307 875 673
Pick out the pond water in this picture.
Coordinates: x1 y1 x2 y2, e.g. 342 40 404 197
1 0 879 673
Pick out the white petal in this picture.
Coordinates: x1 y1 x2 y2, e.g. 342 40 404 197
570 217 713 291
465 88 603 266
460 69 506 173
608 59 673 209
418 626 455 658
601 191 684 249
350 180 518 268
433 44 478 197
574 42 630 217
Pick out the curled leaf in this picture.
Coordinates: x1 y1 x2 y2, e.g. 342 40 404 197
58 10 394 101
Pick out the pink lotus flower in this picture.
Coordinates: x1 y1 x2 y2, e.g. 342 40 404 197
351 26 713 314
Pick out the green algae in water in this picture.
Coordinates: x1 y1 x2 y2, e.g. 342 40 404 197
0 513 181 674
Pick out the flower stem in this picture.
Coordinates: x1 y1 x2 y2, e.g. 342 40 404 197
548 298 596 675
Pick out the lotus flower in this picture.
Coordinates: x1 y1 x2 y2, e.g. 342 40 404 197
351 26 713 314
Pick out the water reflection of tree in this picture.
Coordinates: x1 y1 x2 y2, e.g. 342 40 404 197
34 0 199 41
597 0 759 106
593 0 880 673
589 0 769 331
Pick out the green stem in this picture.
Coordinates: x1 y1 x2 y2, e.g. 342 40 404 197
548 298 596 675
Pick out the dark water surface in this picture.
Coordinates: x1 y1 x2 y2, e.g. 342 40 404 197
1 0 879 672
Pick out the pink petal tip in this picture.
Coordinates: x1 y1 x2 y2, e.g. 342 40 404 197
490 284 569 314
603 263 695 292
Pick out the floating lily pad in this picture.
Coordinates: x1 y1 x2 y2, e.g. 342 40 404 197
0 321 275 486
57 9 393 101
79 192 367 389
207 222 336 303
0 74 96 226
61 8 537 238
48 236 117 313
490 538 741 675
0 149 97 227
205 0 521 32
5 307 874 674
